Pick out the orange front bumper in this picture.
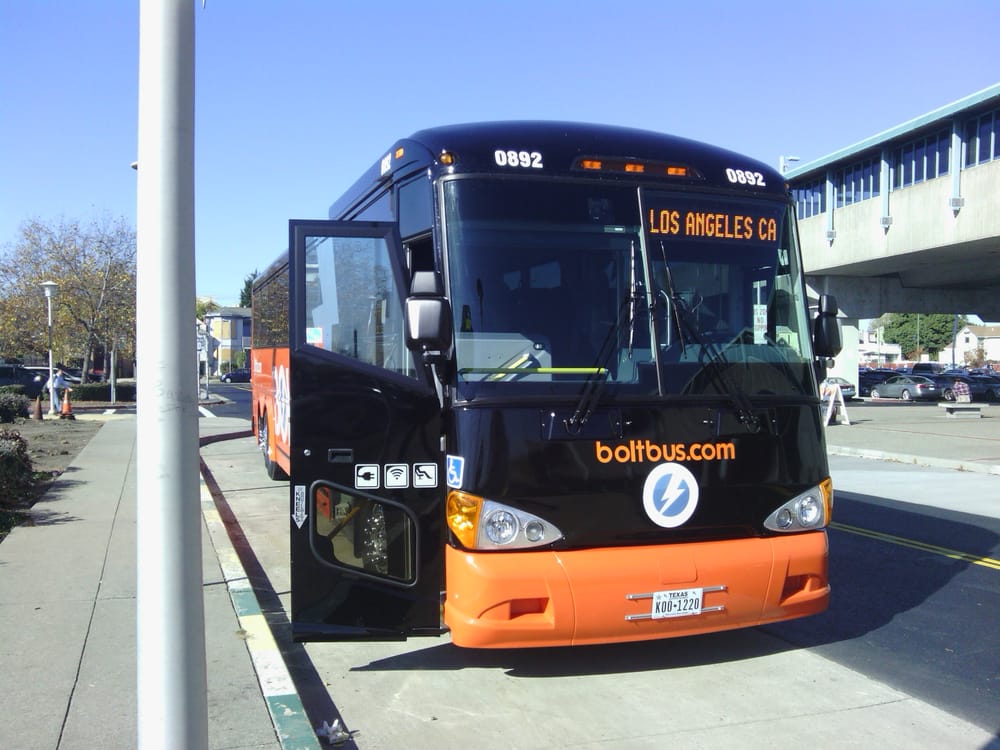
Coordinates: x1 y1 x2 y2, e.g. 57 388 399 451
444 531 829 648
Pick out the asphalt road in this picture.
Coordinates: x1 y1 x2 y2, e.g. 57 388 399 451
766 455 1000 733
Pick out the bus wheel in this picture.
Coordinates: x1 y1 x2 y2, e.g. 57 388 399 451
259 413 288 481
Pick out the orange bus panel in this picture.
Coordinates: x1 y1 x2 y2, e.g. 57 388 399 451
444 531 828 648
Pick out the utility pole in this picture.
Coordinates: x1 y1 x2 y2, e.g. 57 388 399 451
135 1 208 748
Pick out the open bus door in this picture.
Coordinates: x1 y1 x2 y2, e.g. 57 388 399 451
287 220 446 641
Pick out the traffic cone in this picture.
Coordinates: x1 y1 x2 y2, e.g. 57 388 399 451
60 389 75 420
32 395 43 420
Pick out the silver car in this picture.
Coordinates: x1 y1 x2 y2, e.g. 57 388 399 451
869 375 941 401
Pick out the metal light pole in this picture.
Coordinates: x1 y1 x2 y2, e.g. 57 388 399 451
136 1 208 747
779 155 800 173
40 281 59 414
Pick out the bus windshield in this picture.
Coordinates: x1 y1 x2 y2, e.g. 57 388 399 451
444 178 815 402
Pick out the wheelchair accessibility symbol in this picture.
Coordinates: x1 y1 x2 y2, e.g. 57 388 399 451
446 455 465 489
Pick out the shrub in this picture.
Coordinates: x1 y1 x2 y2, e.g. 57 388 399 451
68 382 137 401
0 429 33 507
0 392 31 423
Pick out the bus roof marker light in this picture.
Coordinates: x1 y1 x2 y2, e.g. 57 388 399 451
439 151 456 166
395 147 405 160
580 159 602 170
624 162 644 173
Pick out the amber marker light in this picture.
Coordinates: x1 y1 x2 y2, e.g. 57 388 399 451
447 490 482 548
580 159 603 170
439 150 456 165
820 476 834 521
666 165 689 176
395 147 405 160
624 162 645 173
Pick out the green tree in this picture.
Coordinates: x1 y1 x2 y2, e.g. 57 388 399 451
882 313 963 360
239 270 258 308
195 297 219 321
0 216 136 377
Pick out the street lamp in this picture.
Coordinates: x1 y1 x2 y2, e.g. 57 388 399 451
779 155 800 173
40 281 59 414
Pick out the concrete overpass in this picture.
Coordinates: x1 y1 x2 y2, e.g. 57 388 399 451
785 83 1000 374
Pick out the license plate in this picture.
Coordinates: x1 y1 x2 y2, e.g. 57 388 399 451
651 587 703 619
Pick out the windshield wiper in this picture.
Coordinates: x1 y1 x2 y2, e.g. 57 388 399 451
566 240 644 432
658 242 761 433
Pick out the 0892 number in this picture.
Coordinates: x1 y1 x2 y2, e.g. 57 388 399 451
726 168 766 187
495 149 543 169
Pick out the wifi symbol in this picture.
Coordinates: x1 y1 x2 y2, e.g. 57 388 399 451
385 464 409 487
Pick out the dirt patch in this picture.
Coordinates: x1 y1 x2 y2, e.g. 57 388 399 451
7 415 103 478
0 413 103 539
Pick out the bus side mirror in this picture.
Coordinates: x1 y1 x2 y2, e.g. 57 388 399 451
405 272 453 365
812 293 841 359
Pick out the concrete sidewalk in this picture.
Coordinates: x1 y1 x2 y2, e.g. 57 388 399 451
0 414 290 750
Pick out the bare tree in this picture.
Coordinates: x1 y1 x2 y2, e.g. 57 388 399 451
0 216 136 377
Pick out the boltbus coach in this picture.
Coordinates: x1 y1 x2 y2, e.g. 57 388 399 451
251 122 842 648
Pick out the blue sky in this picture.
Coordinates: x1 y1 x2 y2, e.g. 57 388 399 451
2 1 999 306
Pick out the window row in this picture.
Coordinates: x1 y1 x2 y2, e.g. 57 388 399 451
837 157 881 207
793 108 1000 220
791 180 825 219
893 129 950 189
964 108 999 166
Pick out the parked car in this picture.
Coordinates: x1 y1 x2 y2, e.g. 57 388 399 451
0 363 44 397
869 375 942 401
910 362 947 377
858 369 893 397
973 375 1000 401
821 377 856 400
23 365 83 384
933 375 990 402
221 368 251 383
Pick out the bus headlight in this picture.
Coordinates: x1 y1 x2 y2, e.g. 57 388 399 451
447 491 563 550
764 478 833 533
483 508 519 545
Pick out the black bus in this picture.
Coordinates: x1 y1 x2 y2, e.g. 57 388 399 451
252 121 841 647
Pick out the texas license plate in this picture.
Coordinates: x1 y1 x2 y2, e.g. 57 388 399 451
651 587 703 619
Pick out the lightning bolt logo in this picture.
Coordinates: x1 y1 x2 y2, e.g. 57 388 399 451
642 463 699 528
654 473 689 517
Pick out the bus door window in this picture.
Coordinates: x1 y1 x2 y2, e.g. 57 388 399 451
311 483 416 583
303 235 415 378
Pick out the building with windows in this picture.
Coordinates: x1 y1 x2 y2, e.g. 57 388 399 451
939 324 1000 367
204 307 251 375
784 83 1000 384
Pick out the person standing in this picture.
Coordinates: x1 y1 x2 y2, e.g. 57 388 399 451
952 378 971 403
47 368 69 404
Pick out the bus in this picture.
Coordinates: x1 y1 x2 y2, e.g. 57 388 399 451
251 122 842 648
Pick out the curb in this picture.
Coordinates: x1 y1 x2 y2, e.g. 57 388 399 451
199 432 322 750
827 445 1000 476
